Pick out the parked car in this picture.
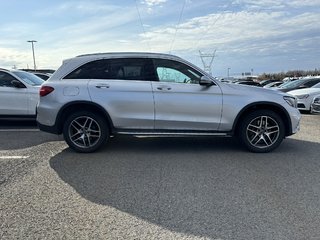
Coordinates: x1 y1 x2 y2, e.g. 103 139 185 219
259 79 280 86
263 81 283 88
235 81 262 87
37 52 301 153
0 69 44 118
282 77 299 83
276 77 320 92
311 95 320 113
288 83 320 112
33 72 52 80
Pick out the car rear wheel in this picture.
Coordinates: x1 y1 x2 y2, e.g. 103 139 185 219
239 110 285 153
63 111 109 153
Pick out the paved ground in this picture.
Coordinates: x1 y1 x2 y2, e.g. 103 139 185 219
0 114 319 240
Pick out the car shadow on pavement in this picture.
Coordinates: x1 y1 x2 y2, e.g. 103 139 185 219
49 136 320 239
0 131 63 151
0 119 63 151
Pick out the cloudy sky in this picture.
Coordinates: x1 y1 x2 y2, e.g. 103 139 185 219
0 0 319 76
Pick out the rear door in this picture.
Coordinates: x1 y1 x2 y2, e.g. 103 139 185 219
151 59 223 131
66 58 156 129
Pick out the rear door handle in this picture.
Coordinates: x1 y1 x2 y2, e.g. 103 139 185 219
96 84 110 89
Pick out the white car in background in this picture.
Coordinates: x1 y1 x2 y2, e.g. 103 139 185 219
288 82 320 112
0 69 44 118
263 81 283 88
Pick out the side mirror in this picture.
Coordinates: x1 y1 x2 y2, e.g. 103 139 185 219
11 80 26 88
199 76 214 86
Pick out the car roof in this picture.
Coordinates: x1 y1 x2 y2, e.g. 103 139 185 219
76 52 183 61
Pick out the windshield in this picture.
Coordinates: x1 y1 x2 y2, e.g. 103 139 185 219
311 82 320 88
279 79 305 89
13 71 44 86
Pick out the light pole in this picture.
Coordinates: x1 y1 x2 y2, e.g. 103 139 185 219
27 40 37 70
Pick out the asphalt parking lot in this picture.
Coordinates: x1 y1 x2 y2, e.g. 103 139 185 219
0 114 319 240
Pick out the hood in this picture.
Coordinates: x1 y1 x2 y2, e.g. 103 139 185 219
222 81 287 96
288 88 320 96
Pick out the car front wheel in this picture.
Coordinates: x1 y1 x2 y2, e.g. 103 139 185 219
239 110 285 153
63 111 109 153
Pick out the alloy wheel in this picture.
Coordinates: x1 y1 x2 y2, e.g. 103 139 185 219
68 116 101 149
246 116 280 149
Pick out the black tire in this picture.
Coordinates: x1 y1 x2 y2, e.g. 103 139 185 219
238 110 285 153
63 111 109 153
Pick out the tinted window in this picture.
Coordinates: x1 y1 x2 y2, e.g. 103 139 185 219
0 71 18 87
305 79 320 87
153 59 203 84
64 58 156 81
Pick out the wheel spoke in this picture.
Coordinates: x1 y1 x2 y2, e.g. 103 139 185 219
250 133 261 145
85 134 91 147
70 131 82 140
264 133 273 145
71 120 82 131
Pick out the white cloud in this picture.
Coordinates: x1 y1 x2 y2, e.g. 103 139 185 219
142 0 167 7
289 0 320 7
138 9 320 64
141 0 168 13
0 47 29 69
233 0 320 10
232 0 286 10
35 1 119 17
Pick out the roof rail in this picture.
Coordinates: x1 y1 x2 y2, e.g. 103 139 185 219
76 52 177 58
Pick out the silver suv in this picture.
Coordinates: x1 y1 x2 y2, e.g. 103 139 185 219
37 53 301 153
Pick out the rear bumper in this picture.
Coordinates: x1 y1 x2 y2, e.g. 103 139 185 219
37 121 60 134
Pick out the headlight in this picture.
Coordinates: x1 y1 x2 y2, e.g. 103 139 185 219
284 96 297 108
296 94 309 99
313 97 320 104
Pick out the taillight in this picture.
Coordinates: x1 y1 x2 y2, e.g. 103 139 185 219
40 86 54 97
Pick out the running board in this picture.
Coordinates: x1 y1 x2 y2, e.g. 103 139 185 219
115 131 229 137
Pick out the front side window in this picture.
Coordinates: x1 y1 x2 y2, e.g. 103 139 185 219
0 71 18 87
153 59 203 84
64 58 155 81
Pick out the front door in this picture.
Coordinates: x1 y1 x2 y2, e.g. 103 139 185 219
151 59 223 131
0 71 28 115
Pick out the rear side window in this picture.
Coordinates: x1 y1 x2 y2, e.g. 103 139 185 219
64 58 156 81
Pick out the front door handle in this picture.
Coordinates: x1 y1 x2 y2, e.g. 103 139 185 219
157 87 171 91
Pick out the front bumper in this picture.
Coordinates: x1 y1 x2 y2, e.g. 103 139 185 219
289 107 301 135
